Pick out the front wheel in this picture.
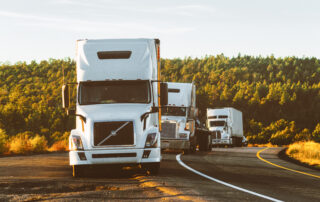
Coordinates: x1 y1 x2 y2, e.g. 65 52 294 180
72 165 85 178
184 143 196 154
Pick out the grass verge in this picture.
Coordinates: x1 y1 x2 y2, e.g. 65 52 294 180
248 143 279 147
286 141 320 168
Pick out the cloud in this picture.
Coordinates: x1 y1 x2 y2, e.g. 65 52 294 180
0 10 194 35
51 0 215 17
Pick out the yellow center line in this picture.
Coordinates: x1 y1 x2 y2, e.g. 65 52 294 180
256 147 320 179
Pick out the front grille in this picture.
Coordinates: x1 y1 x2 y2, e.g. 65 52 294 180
161 122 177 139
212 131 221 139
94 121 134 146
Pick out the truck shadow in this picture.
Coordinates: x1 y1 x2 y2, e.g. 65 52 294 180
75 164 148 179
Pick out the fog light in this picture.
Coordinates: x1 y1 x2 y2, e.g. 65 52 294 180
77 152 87 160
179 133 188 139
142 150 151 158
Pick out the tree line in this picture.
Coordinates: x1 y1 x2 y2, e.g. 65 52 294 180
0 55 319 152
161 55 320 144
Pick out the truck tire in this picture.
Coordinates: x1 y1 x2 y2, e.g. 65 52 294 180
72 165 84 177
231 137 237 147
208 135 212 151
184 144 196 154
142 163 160 175
184 149 190 154
236 137 242 147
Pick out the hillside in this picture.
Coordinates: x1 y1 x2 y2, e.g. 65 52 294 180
0 55 319 148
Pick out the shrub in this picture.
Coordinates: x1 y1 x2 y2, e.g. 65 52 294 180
312 123 320 142
51 131 63 142
51 131 69 142
269 121 296 145
30 135 48 153
9 133 32 154
246 119 263 136
293 128 312 142
49 140 68 152
0 128 9 154
61 131 70 141
269 127 292 145
254 119 294 144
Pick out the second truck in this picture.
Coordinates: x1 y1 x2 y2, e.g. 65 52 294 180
160 82 198 153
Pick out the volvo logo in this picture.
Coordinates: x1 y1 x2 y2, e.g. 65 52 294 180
97 121 130 146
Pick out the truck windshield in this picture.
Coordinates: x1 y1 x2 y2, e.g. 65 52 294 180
79 80 150 105
162 107 186 116
210 121 225 127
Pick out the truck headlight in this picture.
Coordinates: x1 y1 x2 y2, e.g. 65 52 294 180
145 133 157 148
179 133 188 139
185 121 194 131
71 135 84 150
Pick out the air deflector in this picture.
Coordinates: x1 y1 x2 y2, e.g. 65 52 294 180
97 51 132 59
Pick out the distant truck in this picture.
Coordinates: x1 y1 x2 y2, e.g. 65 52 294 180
160 82 197 153
62 38 168 177
207 108 244 147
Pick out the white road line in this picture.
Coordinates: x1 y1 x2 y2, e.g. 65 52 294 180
176 154 283 202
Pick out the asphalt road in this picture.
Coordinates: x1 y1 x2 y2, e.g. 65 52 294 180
0 147 319 201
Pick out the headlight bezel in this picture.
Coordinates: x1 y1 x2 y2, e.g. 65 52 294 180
145 133 158 148
71 135 84 150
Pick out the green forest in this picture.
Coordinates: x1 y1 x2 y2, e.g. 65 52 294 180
0 55 320 153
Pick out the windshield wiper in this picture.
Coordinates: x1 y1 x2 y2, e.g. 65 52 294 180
97 122 130 146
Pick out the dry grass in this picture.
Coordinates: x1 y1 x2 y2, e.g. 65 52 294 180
286 141 320 167
48 140 68 152
0 132 68 155
9 134 33 154
8 134 48 154
248 143 279 147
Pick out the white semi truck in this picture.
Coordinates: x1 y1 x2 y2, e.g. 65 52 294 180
161 82 197 153
62 38 168 177
207 108 244 147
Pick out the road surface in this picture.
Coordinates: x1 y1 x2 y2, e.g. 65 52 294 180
0 147 319 201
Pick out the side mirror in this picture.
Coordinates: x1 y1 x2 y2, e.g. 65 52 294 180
160 82 168 106
62 84 69 109
67 108 76 116
140 106 159 122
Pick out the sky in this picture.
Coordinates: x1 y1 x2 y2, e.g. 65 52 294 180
0 0 319 63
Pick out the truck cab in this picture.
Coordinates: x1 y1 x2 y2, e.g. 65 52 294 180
62 39 167 176
160 82 197 153
207 112 230 145
207 108 243 147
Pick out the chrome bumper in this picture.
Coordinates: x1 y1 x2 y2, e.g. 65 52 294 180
161 139 190 150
